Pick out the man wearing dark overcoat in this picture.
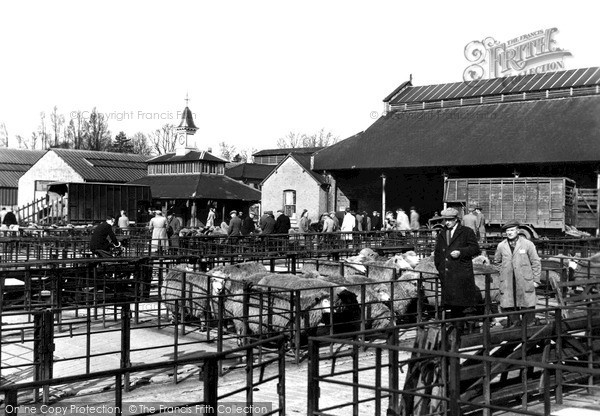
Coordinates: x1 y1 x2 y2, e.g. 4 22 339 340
434 207 481 331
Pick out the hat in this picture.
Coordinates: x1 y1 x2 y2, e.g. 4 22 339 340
440 207 459 218
230 210 237 215
265 210 273 215
501 220 521 230
155 210 162 215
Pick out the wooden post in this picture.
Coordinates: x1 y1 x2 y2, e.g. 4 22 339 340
387 328 399 414
448 330 461 416
4 390 18 416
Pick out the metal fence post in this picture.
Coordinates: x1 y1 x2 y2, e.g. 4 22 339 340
203 358 218 415
278 338 286 415
121 303 131 392
307 339 320 415
387 328 399 415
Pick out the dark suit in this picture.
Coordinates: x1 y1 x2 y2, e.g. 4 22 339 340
274 213 291 234
241 216 256 235
90 222 119 252
434 224 481 308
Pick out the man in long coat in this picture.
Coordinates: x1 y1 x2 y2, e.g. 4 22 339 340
274 209 291 234
494 220 541 327
434 207 481 329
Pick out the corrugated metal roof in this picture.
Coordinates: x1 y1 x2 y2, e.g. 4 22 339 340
252 147 323 157
52 149 149 183
389 67 600 105
314 94 600 170
130 174 261 201
148 150 226 163
0 171 24 187
0 149 46 187
0 149 46 165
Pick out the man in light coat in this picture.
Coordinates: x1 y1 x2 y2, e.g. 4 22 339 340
462 206 479 237
494 220 541 327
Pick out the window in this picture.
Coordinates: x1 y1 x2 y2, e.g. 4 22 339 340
35 180 54 192
283 190 296 217
202 163 209 174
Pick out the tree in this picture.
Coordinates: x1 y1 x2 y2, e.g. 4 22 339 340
86 108 111 151
304 128 338 147
15 134 27 149
65 111 88 149
218 141 237 161
38 112 50 149
111 131 134 153
149 124 176 155
30 132 40 150
50 106 65 147
239 147 257 163
0 122 8 147
130 132 154 156
276 129 338 149
276 131 303 149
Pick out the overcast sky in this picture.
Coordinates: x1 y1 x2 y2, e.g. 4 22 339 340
0 1 598 153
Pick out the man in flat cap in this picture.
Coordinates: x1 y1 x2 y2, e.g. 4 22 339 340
494 220 541 327
434 207 481 334
227 210 242 238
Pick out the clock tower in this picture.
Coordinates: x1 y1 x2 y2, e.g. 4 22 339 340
175 95 199 156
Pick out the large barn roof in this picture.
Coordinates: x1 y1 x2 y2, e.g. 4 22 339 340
315 67 600 171
131 174 261 201
387 67 600 106
0 149 46 187
314 94 600 170
52 149 149 182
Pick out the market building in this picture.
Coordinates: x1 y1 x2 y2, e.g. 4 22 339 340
17 148 148 207
260 152 332 227
0 148 45 207
131 104 260 227
314 67 600 226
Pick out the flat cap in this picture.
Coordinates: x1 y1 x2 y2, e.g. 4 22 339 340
501 220 521 230
440 207 459 218
229 210 237 215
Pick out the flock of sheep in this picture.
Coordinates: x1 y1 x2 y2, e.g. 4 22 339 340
160 247 573 346
160 249 439 343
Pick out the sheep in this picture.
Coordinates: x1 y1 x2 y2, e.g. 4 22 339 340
301 259 344 277
318 274 394 330
208 262 267 280
161 265 217 324
160 262 266 323
254 274 361 336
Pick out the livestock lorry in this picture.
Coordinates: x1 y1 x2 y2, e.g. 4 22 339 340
17 182 152 226
440 177 598 238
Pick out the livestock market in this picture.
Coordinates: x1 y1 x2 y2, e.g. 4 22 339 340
2 19 600 416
